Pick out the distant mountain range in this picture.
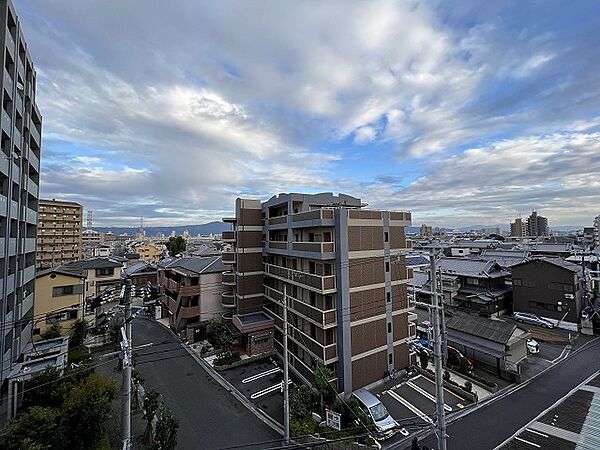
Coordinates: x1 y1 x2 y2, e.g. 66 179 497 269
91 221 231 237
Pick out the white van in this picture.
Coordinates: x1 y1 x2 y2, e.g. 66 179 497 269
351 389 404 440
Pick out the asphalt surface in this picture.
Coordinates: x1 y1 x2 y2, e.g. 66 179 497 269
407 337 600 450
132 317 281 450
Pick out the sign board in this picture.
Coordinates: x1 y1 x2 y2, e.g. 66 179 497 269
325 409 342 431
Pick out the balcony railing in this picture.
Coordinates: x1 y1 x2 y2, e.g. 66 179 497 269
221 291 235 308
222 251 236 264
291 241 334 253
222 231 235 242
264 263 335 293
222 271 235 285
267 215 287 226
266 240 287 250
290 208 334 224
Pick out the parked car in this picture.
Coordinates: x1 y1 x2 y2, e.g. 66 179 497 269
513 312 555 328
351 389 407 439
527 338 540 354
447 346 474 372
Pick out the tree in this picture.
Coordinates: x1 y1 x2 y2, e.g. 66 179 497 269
22 369 67 410
143 389 161 442
290 384 318 419
61 373 117 450
0 406 62 450
41 323 62 340
313 363 336 411
154 404 178 450
69 318 88 349
166 236 186 256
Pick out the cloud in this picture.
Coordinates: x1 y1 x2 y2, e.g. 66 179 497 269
15 0 600 226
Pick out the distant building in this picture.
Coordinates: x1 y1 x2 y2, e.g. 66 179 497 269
594 214 600 248
420 224 432 237
34 267 86 338
583 227 595 249
82 229 101 245
446 239 497 257
512 258 585 331
510 217 526 237
37 199 83 268
526 211 549 237
132 241 164 263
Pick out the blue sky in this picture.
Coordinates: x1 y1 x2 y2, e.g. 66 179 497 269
15 0 600 227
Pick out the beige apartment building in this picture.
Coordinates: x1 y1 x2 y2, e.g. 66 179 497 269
133 241 164 263
37 199 83 268
223 193 416 394
33 267 86 338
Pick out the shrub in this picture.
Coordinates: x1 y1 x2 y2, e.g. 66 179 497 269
69 348 91 365
214 350 241 366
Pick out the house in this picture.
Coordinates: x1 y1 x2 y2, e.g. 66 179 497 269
512 258 585 330
62 257 124 299
158 256 227 341
33 268 86 338
480 249 530 270
446 240 498 257
122 261 158 286
414 306 530 380
529 243 573 257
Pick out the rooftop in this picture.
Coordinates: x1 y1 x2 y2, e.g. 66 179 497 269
438 257 509 278
64 257 124 270
162 255 227 276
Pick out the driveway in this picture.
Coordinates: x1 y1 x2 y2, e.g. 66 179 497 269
132 317 281 450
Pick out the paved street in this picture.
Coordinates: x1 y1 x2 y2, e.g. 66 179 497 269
132 317 281 450
407 337 600 450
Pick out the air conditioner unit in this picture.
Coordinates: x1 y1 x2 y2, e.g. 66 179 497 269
564 293 574 299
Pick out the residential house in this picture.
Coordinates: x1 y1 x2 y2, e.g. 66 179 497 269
480 249 530 270
512 258 585 330
33 267 86 338
446 240 498 257
123 260 158 286
62 257 124 299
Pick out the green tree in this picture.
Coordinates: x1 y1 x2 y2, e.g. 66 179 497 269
290 384 318 419
41 323 62 340
313 363 337 411
61 373 117 450
143 389 161 442
0 406 62 450
22 369 67 410
167 236 186 256
154 404 178 450
69 318 88 349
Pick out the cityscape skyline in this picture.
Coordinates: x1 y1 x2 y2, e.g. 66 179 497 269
15 0 600 227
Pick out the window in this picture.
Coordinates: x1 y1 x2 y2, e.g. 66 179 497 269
385 262 390 272
95 267 114 277
386 292 391 303
387 322 392 333
466 277 479 285
384 231 389 242
46 309 78 324
388 353 393 365
524 280 536 288
513 278 522 286
52 284 82 297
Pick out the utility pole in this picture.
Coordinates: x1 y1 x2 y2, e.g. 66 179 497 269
121 279 132 450
430 249 447 450
438 267 448 365
282 284 290 443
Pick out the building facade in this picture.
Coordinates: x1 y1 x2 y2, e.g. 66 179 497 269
223 193 415 394
37 199 83 268
594 214 600 249
512 258 585 330
62 257 124 299
132 241 164 263
0 0 41 385
510 217 526 237
33 268 85 338
526 211 549 237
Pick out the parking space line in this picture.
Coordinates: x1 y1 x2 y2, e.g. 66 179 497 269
250 380 292 400
387 390 433 424
525 428 548 438
420 375 466 402
407 381 452 412
242 367 281 384
514 436 541 448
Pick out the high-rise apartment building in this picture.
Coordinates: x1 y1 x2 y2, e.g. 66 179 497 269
510 217 526 237
0 0 42 384
526 211 549 237
37 199 83 268
223 193 415 394
420 224 432 237
593 214 600 249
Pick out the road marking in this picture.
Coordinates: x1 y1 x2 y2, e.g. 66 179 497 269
406 381 452 412
552 345 571 363
242 367 282 384
250 380 292 400
420 375 466 402
514 436 540 448
525 428 548 438
387 389 433 424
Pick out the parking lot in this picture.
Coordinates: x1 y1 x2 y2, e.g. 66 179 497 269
219 357 286 426
372 373 472 444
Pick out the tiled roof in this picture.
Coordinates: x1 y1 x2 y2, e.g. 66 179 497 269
445 310 517 344
438 257 509 278
123 261 157 277
164 255 226 275
480 249 529 268
64 257 124 270
513 257 583 275
36 267 87 279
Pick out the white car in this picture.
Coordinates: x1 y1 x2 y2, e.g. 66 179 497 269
527 338 540 354
513 312 555 328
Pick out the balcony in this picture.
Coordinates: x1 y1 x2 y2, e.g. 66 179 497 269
290 209 335 228
3 68 13 96
291 241 334 253
222 271 235 286
5 29 15 56
267 215 287 227
264 286 336 327
266 240 287 250
30 124 41 147
180 284 200 297
221 291 235 308
222 251 236 264
2 109 12 134
24 237 35 253
222 217 236 223
264 263 335 294
222 231 235 242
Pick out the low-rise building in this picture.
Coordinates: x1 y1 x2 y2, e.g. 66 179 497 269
480 249 529 270
446 240 497 257
62 257 124 299
158 256 226 340
512 258 585 330
34 267 86 338
132 241 165 263
122 261 158 286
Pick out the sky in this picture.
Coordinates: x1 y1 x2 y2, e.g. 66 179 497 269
15 0 600 227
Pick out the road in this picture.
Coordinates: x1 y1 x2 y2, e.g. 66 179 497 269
132 317 281 450
404 337 600 450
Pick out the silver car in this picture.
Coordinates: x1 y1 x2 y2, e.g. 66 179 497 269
513 312 555 328
352 389 404 439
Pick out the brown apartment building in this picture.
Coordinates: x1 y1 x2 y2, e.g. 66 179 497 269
37 199 83 268
223 193 415 394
